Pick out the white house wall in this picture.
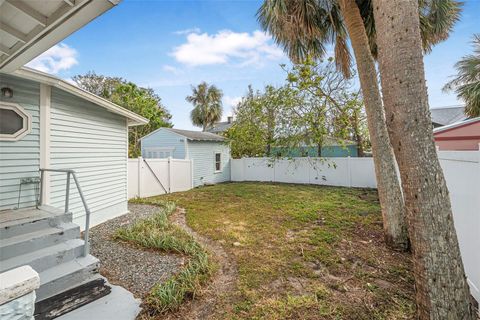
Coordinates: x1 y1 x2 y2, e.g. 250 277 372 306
49 87 129 227
0 75 40 210
188 141 231 187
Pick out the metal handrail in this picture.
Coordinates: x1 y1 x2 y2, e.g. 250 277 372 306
38 168 91 257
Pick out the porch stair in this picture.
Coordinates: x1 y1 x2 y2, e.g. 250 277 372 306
0 206 110 319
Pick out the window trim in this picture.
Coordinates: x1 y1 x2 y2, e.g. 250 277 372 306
214 151 222 173
0 102 32 141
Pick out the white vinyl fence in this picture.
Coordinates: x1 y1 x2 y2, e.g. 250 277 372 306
128 157 193 199
231 152 480 302
231 157 377 188
437 151 480 303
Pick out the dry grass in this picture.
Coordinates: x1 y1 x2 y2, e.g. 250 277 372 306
148 182 415 319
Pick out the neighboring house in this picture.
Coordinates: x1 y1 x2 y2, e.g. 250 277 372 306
430 105 468 128
0 0 146 317
141 128 231 187
272 137 359 157
206 116 234 135
434 117 480 151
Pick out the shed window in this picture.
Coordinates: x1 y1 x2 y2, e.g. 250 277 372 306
215 152 221 172
0 103 32 141
144 147 174 159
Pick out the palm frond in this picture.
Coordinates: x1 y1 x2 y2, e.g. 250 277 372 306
443 34 480 117
419 0 462 53
257 0 352 77
187 82 223 130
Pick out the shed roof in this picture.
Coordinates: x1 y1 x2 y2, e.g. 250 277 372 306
142 128 225 142
5 67 148 126
430 106 468 126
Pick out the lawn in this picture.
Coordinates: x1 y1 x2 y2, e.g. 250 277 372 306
152 182 415 319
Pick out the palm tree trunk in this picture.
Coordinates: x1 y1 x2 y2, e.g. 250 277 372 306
339 0 409 250
372 0 475 318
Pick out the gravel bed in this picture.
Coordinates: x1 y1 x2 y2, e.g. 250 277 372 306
89 204 186 298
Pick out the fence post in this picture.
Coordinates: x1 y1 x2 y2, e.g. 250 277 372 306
167 157 172 193
347 156 352 187
138 157 142 198
190 159 194 188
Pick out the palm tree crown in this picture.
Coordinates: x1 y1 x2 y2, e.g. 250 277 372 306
186 82 223 131
444 34 480 117
257 0 461 77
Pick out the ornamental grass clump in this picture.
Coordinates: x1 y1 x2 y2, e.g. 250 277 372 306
114 200 214 314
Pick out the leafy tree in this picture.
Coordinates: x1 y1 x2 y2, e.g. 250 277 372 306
109 83 172 157
226 87 266 158
72 71 124 97
280 57 357 157
373 0 474 318
331 93 370 157
444 34 480 117
186 82 223 131
73 72 172 157
226 85 297 158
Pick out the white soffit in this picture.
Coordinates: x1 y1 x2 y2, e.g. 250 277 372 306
0 0 120 72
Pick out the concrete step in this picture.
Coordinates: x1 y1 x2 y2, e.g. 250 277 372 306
0 207 72 240
0 239 85 273
55 282 141 320
36 254 100 302
0 223 80 260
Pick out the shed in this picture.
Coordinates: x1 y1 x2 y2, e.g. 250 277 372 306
140 128 231 187
0 67 148 226
434 117 480 151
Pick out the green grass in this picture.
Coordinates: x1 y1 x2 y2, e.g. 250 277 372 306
142 182 415 319
114 200 214 315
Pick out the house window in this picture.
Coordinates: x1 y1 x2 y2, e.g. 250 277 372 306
0 103 32 141
215 152 221 172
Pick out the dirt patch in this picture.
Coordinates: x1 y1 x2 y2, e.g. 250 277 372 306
156 208 239 320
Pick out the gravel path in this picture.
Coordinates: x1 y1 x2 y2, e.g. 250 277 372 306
89 204 186 298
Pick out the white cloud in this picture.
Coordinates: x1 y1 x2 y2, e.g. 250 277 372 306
223 95 242 120
162 64 183 75
224 95 242 108
174 27 201 35
26 43 78 74
171 30 284 67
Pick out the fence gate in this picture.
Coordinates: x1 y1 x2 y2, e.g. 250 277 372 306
128 157 193 199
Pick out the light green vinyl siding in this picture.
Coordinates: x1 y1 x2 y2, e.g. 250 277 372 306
188 141 231 187
0 74 40 210
49 88 128 223
141 129 186 159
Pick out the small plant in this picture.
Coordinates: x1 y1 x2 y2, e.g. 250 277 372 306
115 200 214 314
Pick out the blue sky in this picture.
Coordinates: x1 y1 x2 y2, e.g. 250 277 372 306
27 0 480 130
